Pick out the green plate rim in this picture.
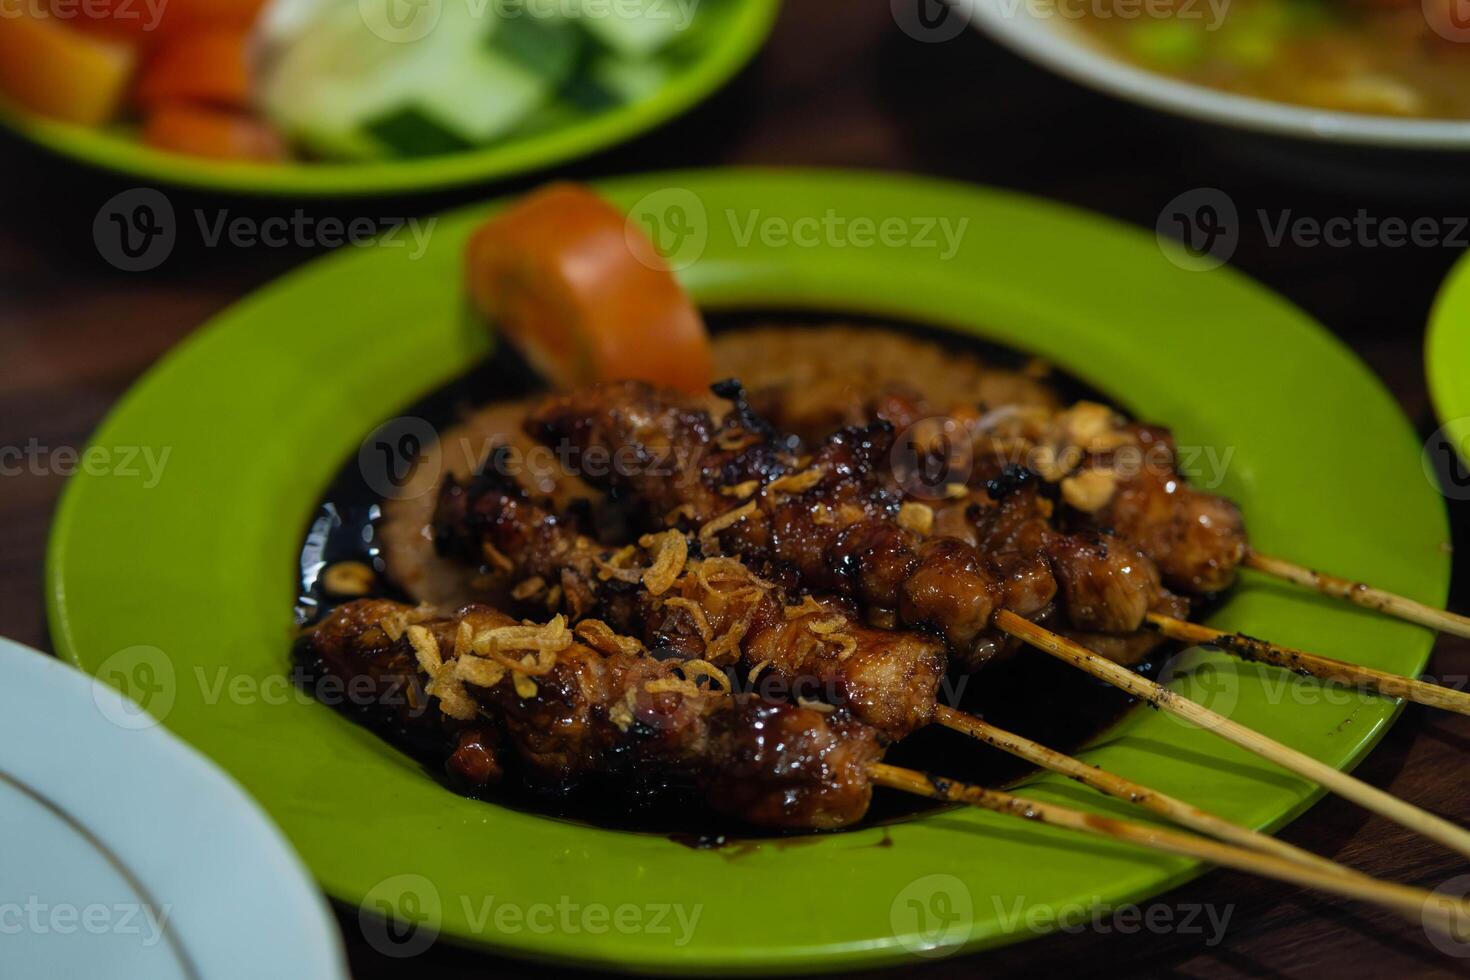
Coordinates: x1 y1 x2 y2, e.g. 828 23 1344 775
1427 248 1470 463
0 0 780 197
46 168 1451 972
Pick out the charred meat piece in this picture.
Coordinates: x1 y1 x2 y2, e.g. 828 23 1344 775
525 381 1192 663
298 600 885 829
435 471 947 740
1092 464 1247 596
526 381 1006 659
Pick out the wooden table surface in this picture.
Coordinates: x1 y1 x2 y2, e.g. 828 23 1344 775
4 2 1470 977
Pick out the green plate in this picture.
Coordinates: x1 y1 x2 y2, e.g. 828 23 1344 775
48 170 1450 972
0 0 778 197
1429 250 1470 466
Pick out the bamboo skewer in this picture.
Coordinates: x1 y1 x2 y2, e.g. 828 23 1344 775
1245 551 1470 640
869 762 1470 936
993 609 1470 862
933 705 1356 879
1145 612 1470 717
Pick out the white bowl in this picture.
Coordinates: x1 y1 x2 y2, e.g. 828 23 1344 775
953 0 1470 150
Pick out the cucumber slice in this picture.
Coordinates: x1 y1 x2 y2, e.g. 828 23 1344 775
488 12 584 79
564 53 671 110
403 51 553 145
572 0 692 58
259 0 560 160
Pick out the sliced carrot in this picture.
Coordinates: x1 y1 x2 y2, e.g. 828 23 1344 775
465 184 714 394
0 12 135 125
134 30 253 109
142 103 286 162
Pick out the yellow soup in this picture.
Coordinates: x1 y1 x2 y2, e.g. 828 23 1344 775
1069 0 1470 119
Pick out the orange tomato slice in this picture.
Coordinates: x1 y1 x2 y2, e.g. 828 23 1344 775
465 183 714 394
142 103 286 162
0 12 135 125
134 30 253 109
62 0 266 42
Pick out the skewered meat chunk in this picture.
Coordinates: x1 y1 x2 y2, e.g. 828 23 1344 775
435 468 947 739
954 406 1247 595
729 343 1248 597
299 599 885 829
527 381 1007 657
524 381 1189 666
1091 461 1247 596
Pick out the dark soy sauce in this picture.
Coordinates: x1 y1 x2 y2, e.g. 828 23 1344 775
293 312 1170 842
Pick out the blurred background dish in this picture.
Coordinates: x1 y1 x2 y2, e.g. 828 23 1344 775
956 0 1470 149
1428 249 1470 464
0 636 349 980
0 0 780 194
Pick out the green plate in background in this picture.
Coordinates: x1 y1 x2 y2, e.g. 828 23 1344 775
47 170 1450 971
1429 249 1470 466
0 0 779 197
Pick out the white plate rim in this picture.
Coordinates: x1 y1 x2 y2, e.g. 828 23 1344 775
0 637 350 980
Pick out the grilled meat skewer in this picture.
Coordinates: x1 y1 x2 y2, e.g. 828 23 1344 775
742 369 1248 596
523 381 1186 667
298 599 885 829
434 468 946 739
